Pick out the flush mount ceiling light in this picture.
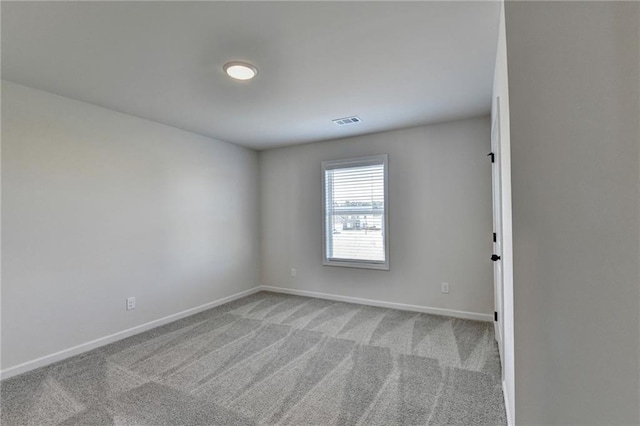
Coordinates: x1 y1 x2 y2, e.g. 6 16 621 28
223 61 258 81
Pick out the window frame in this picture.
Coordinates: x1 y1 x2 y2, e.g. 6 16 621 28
321 154 390 270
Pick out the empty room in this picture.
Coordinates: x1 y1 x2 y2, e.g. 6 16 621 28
1 1 638 426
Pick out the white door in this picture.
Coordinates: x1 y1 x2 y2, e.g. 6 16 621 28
491 97 504 362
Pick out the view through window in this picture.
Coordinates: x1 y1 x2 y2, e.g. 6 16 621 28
322 155 389 269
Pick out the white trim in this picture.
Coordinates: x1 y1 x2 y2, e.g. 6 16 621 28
503 379 514 426
259 285 492 322
322 154 390 271
1 284 492 381
0 286 262 381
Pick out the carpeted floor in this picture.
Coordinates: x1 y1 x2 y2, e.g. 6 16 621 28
1 291 506 425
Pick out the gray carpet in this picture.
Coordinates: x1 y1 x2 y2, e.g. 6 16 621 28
1 291 506 425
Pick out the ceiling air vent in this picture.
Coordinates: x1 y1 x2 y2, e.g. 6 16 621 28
333 116 361 126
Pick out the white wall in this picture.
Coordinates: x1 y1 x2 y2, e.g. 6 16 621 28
260 117 494 317
1 81 260 370
492 1 515 423
504 2 640 424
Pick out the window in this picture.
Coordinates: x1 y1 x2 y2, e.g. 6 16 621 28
322 154 389 270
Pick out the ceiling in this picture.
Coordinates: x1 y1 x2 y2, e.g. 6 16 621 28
1 1 500 150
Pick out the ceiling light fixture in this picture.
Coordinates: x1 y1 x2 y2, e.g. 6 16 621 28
223 61 258 81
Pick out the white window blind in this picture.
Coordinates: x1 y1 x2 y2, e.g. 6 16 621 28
322 155 389 270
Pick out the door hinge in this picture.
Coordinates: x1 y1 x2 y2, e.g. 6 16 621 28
487 152 495 163
494 311 498 322
493 232 497 243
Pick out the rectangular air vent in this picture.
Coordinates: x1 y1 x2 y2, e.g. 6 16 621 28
333 116 361 126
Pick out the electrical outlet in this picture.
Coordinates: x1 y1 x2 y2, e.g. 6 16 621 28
126 297 136 310
290 268 297 277
441 283 450 294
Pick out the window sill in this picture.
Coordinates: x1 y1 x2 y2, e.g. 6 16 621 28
323 259 389 271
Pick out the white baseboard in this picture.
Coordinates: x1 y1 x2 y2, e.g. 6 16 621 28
503 379 514 426
2 284 491 381
259 285 493 322
0 286 262 381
